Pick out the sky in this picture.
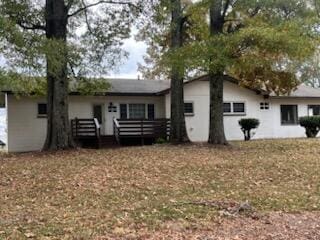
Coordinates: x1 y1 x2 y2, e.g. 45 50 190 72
109 35 147 79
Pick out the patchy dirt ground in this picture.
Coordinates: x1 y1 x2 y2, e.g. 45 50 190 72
99 212 320 240
0 139 320 239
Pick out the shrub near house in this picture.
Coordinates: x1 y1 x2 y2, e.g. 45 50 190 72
299 116 320 138
239 118 260 141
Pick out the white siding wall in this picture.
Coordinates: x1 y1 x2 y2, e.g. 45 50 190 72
0 97 7 152
7 95 47 152
0 109 6 143
6 95 165 152
165 80 320 142
6 81 320 152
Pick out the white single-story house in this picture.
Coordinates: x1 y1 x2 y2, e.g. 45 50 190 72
1 75 320 152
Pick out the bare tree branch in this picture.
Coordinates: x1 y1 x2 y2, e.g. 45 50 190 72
80 0 94 34
16 19 46 31
68 0 136 18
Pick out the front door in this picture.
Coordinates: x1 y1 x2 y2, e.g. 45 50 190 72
93 105 104 133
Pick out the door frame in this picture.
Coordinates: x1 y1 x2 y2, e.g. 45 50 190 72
93 104 105 134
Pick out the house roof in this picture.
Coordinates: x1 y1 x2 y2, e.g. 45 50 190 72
158 75 269 96
96 78 170 96
269 84 320 99
2 78 171 97
2 75 320 98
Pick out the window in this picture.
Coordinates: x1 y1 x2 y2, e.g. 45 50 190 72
148 104 155 120
223 103 231 113
120 104 127 119
37 103 47 117
120 104 155 119
129 104 146 119
233 102 245 113
223 102 246 115
184 102 194 116
260 102 270 110
308 105 320 116
281 105 298 125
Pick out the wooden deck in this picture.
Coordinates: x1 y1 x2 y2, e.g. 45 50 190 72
113 118 170 145
71 118 170 148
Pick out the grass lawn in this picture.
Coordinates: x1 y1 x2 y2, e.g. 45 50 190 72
0 139 320 239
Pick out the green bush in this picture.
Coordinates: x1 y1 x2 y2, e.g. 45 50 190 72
239 118 260 141
299 116 320 138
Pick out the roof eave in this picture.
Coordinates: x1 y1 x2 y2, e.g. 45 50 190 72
269 96 320 99
2 91 164 97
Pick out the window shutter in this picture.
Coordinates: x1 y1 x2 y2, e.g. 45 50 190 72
120 104 127 119
148 104 155 120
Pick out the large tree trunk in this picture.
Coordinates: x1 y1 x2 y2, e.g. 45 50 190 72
170 0 189 143
208 0 228 145
208 72 227 144
43 0 74 150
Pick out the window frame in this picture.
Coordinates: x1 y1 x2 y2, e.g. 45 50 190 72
147 104 155 120
223 101 246 116
280 104 299 125
223 102 232 113
37 103 47 118
308 105 320 116
184 102 194 116
119 103 155 120
260 102 270 110
128 103 146 119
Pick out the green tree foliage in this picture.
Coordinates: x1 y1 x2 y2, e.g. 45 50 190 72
300 49 320 88
140 0 319 91
181 0 318 94
0 0 141 81
0 72 111 96
137 0 206 79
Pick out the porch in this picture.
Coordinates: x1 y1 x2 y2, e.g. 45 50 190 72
71 118 170 148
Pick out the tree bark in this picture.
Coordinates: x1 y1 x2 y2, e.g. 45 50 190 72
208 72 228 144
208 0 228 145
169 0 189 143
43 0 75 150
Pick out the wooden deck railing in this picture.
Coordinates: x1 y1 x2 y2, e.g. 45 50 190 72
71 118 101 139
71 118 170 147
113 118 170 144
